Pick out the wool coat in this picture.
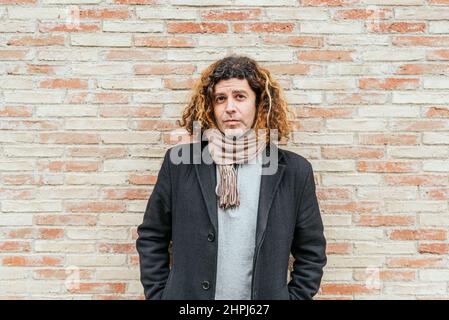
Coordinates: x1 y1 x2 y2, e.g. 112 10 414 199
136 140 327 300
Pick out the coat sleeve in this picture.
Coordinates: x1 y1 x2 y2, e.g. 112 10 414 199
136 149 172 300
288 162 327 300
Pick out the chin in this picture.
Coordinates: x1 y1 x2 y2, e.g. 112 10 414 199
222 127 246 138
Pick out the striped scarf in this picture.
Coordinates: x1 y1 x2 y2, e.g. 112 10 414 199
204 128 267 210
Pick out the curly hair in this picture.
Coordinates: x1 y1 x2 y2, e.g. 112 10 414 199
177 54 295 143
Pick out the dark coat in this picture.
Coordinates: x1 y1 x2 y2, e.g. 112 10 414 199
136 140 327 300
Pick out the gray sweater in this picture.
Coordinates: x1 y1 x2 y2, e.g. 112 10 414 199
214 155 263 300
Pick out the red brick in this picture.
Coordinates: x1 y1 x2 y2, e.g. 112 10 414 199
384 174 448 186
333 8 392 20
26 64 55 74
167 22 227 34
0 0 36 3
103 188 149 200
164 78 196 90
368 22 426 33
134 36 195 48
3 174 37 185
2 256 63 267
134 64 195 75
66 161 100 172
327 92 387 104
356 270 415 281
326 242 352 254
0 106 33 117
320 201 380 214
321 283 379 295
0 50 28 60
396 120 447 131
128 255 139 266
359 133 419 145
357 160 418 173
296 106 354 118
103 50 160 61
33 268 93 280
68 282 126 294
425 106 449 118
358 215 415 226
98 243 136 254
297 50 354 61
133 119 179 131
265 63 322 75
79 9 130 19
65 201 125 213
35 214 97 226
390 229 447 241
396 63 449 75
5 228 33 239
7 35 65 46
316 187 352 200
131 227 138 240
64 92 88 104
37 160 101 172
99 106 162 117
39 78 88 89
322 146 384 159
201 9 262 20
427 50 449 61
301 0 358 5
233 23 294 33
418 243 449 254
263 35 323 48
67 147 126 158
39 23 100 33
393 36 449 47
93 92 129 104
387 257 443 268
0 241 31 252
128 174 158 185
421 188 449 200
39 133 100 144
37 228 64 239
359 78 419 90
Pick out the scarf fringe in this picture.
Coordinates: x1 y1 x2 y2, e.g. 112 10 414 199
216 165 240 210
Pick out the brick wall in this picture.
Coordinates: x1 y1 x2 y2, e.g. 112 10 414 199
1 0 448 299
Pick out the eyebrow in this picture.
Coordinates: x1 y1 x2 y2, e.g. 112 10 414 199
213 90 248 97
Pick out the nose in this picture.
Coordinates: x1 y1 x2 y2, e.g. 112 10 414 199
225 98 237 113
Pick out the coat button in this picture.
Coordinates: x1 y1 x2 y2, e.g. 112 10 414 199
202 281 210 290
207 232 215 242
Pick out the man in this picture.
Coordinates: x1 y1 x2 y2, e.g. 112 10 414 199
136 55 327 300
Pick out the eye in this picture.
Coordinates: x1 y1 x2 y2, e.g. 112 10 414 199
237 95 246 99
215 96 225 103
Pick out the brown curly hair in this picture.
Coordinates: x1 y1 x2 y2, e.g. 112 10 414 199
177 54 294 144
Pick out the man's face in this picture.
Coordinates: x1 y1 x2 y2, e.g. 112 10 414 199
212 78 257 136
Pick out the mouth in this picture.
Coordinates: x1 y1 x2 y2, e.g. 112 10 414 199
224 120 240 125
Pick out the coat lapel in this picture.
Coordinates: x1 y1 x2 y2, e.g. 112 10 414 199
194 140 286 247
194 141 218 232
255 143 286 251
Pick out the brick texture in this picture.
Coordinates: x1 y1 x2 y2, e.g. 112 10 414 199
0 0 448 300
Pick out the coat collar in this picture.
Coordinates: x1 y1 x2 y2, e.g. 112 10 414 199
194 140 286 251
